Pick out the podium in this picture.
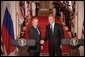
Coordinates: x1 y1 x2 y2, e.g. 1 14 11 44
12 39 36 56
12 38 84 56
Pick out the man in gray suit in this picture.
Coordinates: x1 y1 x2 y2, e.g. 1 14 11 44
28 18 41 56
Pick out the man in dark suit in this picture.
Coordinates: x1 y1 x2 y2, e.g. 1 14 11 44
41 15 64 56
28 18 41 56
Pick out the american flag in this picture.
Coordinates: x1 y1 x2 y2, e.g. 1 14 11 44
18 1 31 38
19 1 31 23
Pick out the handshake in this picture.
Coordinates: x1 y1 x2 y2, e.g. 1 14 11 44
40 40 45 50
40 40 45 44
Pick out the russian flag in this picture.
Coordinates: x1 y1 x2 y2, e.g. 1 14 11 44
1 7 15 55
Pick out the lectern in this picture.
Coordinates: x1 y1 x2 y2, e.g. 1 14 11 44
12 38 36 56
12 38 84 56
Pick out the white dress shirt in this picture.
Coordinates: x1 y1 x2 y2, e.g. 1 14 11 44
50 22 55 33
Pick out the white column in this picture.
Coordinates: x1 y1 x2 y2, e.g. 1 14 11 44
32 1 36 16
15 1 21 39
77 1 84 39
77 1 84 56
74 1 84 39
74 1 84 56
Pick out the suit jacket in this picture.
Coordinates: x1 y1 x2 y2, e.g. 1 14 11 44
44 23 64 47
28 26 41 54
29 26 41 44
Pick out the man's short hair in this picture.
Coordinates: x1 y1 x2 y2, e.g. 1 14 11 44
32 18 39 21
48 14 55 19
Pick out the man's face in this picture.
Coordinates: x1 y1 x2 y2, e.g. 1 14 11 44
48 16 55 24
32 19 38 27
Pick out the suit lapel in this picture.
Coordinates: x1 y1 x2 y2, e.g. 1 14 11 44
49 24 53 35
33 26 40 35
48 25 51 33
37 27 41 35
54 23 56 34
